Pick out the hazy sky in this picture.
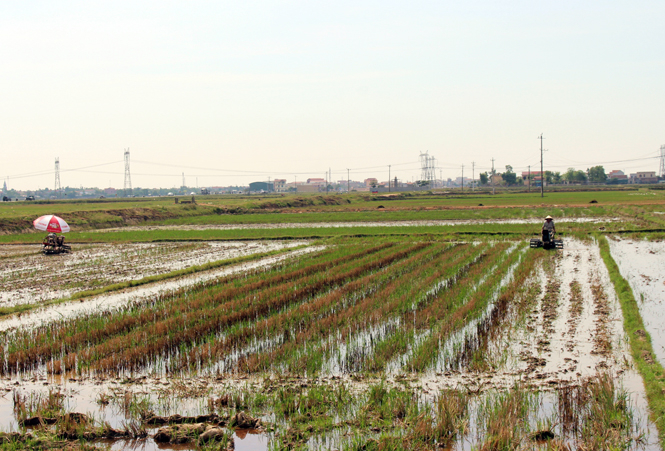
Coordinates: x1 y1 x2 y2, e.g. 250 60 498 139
2 1 664 190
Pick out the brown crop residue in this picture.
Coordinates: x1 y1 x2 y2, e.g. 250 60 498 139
590 281 612 358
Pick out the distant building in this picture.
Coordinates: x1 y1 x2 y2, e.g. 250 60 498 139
364 178 378 187
522 171 544 187
249 181 274 192
629 172 658 184
608 170 627 179
454 177 473 186
307 178 326 186
273 179 287 192
104 187 117 196
297 184 320 193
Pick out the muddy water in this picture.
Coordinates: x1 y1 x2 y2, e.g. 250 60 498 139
608 239 665 366
0 239 659 450
1 374 272 450
101 430 267 451
0 241 308 308
413 239 659 449
0 246 321 334
0 245 38 258
92 217 619 233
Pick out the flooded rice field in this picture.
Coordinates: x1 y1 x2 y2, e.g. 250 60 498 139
0 238 659 450
608 238 665 366
0 246 321 334
0 240 307 307
93 216 620 233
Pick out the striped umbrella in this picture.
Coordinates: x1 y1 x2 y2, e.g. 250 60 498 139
33 215 71 233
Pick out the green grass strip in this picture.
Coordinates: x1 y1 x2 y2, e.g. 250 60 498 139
597 235 665 446
0 246 306 319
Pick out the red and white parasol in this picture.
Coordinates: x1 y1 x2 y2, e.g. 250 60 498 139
33 215 70 233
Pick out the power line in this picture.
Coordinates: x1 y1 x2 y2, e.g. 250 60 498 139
2 161 122 181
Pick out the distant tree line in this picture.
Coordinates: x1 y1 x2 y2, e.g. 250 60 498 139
478 165 608 186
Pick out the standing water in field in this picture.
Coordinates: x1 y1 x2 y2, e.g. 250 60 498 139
608 238 665 366
0 241 308 307
93 216 621 233
0 245 320 333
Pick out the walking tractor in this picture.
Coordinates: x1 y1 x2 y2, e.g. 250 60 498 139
42 233 71 255
530 230 563 249
33 214 72 255
530 215 563 249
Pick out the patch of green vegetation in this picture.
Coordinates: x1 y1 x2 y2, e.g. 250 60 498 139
3 187 664 235
0 219 623 244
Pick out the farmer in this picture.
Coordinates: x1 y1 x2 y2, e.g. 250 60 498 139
542 215 555 242
43 232 56 247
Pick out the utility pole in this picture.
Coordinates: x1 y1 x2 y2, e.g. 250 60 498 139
347 169 350 193
528 165 531 193
491 158 495 195
54 157 61 198
461 165 464 192
472 161 475 191
123 148 132 197
388 165 391 192
539 133 545 198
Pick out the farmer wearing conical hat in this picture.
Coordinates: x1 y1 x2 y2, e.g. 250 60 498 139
542 215 555 242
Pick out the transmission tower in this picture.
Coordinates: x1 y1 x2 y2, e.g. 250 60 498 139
660 145 665 178
420 151 436 185
123 148 132 196
420 151 430 182
55 157 61 198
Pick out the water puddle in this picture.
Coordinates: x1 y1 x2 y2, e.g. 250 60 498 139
99 429 268 451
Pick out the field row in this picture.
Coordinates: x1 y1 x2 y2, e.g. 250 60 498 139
1 240 542 378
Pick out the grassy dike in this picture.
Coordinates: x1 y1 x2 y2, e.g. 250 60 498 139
598 235 665 447
0 219 630 245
